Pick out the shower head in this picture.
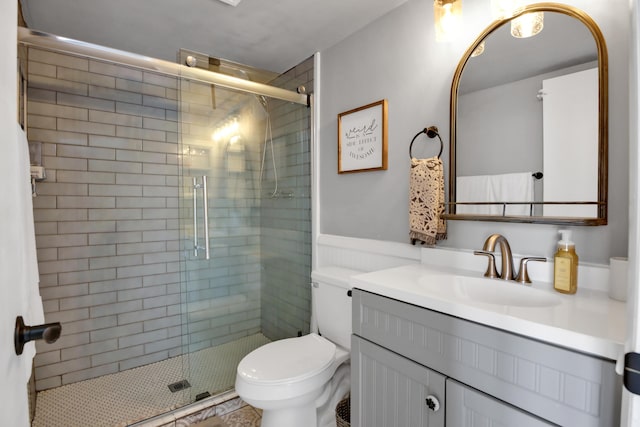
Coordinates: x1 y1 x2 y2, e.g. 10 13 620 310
232 69 269 113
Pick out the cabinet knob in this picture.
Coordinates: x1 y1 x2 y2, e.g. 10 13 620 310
425 395 440 412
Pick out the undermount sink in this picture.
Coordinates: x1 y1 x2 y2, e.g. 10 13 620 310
419 274 562 307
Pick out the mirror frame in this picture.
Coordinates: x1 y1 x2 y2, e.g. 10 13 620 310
446 2 608 225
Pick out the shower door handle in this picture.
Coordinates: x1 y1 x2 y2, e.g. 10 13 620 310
201 176 210 260
192 177 199 258
192 176 210 260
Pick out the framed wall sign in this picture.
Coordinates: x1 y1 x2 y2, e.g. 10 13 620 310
337 99 388 173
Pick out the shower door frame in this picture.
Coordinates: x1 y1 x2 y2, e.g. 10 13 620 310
17 27 308 107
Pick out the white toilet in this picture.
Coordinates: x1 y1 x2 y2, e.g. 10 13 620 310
235 266 359 427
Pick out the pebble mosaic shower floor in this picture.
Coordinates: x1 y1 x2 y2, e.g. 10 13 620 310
32 334 270 427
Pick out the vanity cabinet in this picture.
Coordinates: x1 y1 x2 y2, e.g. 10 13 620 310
352 335 445 427
351 289 621 427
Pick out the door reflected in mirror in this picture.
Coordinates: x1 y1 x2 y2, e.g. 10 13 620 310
447 4 608 225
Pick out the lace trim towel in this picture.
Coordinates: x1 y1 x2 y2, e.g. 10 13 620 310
409 156 447 245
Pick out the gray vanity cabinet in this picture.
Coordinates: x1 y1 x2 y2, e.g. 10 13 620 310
446 379 553 426
352 335 446 427
351 336 549 427
351 289 621 427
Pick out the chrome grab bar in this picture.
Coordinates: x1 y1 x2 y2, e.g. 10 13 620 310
192 176 210 260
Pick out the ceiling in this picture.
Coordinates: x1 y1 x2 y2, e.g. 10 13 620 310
20 0 409 74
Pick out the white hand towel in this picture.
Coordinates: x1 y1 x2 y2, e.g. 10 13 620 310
457 172 534 216
456 175 501 215
496 172 534 216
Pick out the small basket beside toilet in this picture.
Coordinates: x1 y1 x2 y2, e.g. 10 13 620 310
336 395 350 427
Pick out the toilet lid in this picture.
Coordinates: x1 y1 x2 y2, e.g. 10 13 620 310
237 334 336 384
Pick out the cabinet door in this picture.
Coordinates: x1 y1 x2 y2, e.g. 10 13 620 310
446 379 554 427
352 335 445 427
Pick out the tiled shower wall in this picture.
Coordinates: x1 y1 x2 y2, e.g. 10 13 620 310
259 58 313 340
25 47 310 391
27 47 185 391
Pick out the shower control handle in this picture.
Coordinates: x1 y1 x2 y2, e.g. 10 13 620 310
15 316 62 355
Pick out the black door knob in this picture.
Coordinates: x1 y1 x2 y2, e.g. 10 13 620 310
14 316 62 355
425 395 441 412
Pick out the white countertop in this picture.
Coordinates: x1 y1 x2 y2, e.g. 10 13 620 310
351 263 626 361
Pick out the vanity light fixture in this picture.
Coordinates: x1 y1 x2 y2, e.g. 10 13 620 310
433 0 462 42
511 11 544 38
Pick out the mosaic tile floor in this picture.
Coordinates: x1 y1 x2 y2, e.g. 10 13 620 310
32 334 270 427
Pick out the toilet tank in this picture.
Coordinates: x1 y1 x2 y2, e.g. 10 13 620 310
311 266 361 350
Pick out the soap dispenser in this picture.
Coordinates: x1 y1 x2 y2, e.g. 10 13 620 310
553 230 578 294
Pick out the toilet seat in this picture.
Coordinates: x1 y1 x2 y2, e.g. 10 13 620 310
237 333 336 385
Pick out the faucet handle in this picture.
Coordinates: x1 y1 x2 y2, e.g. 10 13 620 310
474 250 499 278
515 257 547 284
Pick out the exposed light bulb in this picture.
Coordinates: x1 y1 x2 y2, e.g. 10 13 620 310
471 40 485 57
511 12 544 38
434 0 462 42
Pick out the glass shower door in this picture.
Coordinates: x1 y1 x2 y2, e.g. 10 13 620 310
177 74 311 403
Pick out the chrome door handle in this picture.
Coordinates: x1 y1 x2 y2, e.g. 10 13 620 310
201 176 210 260
192 177 199 258
192 176 210 260
15 316 61 355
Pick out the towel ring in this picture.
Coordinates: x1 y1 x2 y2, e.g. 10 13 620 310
409 126 443 159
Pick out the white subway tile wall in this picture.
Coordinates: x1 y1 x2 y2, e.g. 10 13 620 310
28 46 312 392
259 58 313 341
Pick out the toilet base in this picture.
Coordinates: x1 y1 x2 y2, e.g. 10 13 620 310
242 363 351 427
316 364 350 427
260 404 318 427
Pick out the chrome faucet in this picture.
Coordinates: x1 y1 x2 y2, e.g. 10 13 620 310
474 234 546 283
478 234 514 280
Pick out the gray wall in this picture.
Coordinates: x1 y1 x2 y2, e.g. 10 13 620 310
318 0 629 263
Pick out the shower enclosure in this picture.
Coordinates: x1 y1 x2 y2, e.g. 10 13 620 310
177 60 313 403
19 28 312 426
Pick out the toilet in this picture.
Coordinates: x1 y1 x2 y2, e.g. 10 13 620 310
235 266 360 427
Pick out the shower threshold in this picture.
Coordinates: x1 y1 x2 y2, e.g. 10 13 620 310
32 333 270 427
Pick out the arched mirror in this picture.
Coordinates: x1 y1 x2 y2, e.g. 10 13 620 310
446 3 608 225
